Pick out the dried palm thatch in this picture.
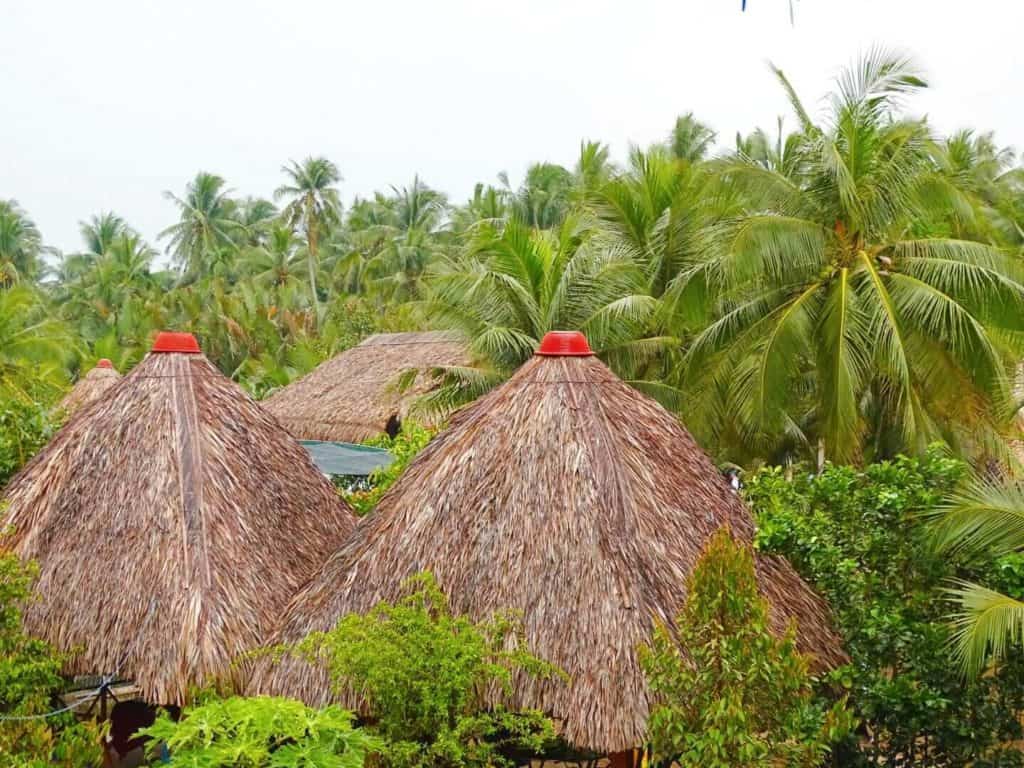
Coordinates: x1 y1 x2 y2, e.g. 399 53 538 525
57 359 120 417
262 331 469 442
1 332 357 706
249 331 846 754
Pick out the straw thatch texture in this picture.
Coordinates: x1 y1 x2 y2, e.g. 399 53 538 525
1 348 357 705
57 362 121 417
262 331 469 442
249 353 846 753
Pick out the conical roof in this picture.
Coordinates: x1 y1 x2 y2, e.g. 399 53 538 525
263 331 470 442
2 332 357 705
250 332 845 753
57 358 121 417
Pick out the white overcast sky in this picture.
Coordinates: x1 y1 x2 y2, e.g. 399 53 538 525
2 0 1021 257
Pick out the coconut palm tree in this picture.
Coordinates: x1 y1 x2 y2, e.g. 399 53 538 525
427 214 663 386
677 49 1024 464
275 157 342 307
0 200 43 286
668 112 717 164
160 172 241 278
930 479 1024 675
79 212 129 258
505 163 574 229
232 196 278 248
0 286 69 402
367 177 448 302
240 225 305 295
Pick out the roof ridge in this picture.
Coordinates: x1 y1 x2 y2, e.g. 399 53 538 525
169 355 212 641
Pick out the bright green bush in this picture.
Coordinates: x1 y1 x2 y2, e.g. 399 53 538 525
341 422 436 515
639 529 852 768
140 695 377 768
287 572 559 768
746 449 1024 767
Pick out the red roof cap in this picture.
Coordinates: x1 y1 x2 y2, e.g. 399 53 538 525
151 331 201 354
535 331 593 357
96 358 114 369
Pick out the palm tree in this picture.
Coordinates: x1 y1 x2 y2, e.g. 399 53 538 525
160 172 241 278
367 177 448 302
240 225 305 295
0 286 69 402
232 197 278 248
668 113 717 164
427 214 662 387
450 183 509 233
678 49 1024 464
927 129 1024 245
275 157 342 307
504 163 574 229
930 479 1024 675
79 212 128 258
0 200 43 286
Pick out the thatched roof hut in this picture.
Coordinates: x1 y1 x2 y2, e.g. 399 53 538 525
1 331 357 705
57 358 121 416
262 331 469 442
249 331 845 754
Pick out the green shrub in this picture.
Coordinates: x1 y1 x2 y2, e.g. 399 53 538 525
286 572 559 768
341 422 436 515
0 553 102 767
639 529 852 768
140 695 377 768
746 448 1024 766
0 399 54 489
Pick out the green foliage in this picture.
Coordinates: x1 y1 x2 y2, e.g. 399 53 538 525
746 448 1024 766
0 399 54 488
140 695 377 768
286 572 559 768
6 48 1024 469
341 422 437 515
0 553 102 767
929 479 1024 676
639 529 852 768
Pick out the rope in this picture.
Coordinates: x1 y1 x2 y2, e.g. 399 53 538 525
0 675 116 724
0 598 159 724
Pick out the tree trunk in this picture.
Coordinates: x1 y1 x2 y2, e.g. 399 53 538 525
307 216 319 325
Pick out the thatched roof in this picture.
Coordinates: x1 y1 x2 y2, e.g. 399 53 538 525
1 332 357 705
57 359 120 417
262 331 470 442
248 331 846 753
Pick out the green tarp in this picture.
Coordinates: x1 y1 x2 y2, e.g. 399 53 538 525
299 440 395 477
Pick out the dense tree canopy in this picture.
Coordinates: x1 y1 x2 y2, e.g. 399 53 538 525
4 49 1024 469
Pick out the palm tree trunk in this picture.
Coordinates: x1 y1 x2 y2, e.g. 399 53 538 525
307 218 319 324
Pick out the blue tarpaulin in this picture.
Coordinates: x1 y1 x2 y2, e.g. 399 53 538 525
299 440 395 477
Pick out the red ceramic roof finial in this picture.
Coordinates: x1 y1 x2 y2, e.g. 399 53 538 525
96 358 114 369
535 331 593 357
151 331 201 354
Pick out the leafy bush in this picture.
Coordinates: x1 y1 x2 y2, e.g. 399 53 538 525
140 695 377 768
746 448 1024 767
639 529 852 768
286 572 559 768
0 553 102 767
0 399 54 489
341 422 436 515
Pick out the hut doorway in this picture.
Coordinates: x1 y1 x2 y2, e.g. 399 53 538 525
102 700 179 768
